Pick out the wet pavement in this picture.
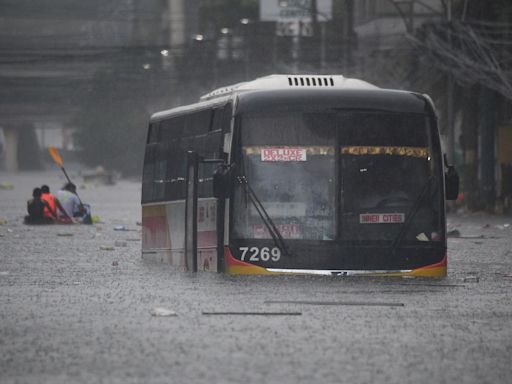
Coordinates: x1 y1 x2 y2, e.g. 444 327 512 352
1 171 511 384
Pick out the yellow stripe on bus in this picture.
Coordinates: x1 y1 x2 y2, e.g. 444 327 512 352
341 146 428 158
142 204 166 218
243 146 335 155
243 146 428 158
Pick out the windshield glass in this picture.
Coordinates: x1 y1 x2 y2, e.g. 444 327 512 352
339 113 440 242
232 110 442 243
232 112 336 241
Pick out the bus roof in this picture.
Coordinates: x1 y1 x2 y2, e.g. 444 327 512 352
235 88 432 115
150 75 434 121
150 95 231 122
199 74 378 101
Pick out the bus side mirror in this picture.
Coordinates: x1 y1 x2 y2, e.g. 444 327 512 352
213 164 234 199
444 155 459 200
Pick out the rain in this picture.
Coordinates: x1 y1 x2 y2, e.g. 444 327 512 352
1 1 512 383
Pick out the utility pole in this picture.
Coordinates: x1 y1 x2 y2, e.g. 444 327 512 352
461 86 480 210
479 81 497 211
342 0 354 73
446 0 455 165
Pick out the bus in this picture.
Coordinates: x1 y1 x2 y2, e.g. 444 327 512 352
141 75 459 277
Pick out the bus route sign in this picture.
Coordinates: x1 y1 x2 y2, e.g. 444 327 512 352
261 147 307 161
359 213 405 224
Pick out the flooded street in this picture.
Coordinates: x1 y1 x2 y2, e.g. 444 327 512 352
1 171 511 384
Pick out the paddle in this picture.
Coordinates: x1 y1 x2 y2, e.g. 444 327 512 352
48 147 84 206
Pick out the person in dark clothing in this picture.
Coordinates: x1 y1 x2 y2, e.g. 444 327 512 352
24 188 55 225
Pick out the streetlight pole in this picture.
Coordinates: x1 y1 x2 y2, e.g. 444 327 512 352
240 18 250 80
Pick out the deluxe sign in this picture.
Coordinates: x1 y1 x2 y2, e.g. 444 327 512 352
261 147 307 162
359 213 405 224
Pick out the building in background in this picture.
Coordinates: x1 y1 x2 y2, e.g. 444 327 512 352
0 0 199 171
1 0 510 212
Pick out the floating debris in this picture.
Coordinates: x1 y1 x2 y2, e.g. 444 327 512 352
0 271 9 276
202 311 302 316
57 233 74 237
463 271 480 283
496 272 512 278
114 240 127 247
126 238 140 242
150 307 177 317
136 221 142 226
0 182 14 190
265 300 404 307
112 260 119 267
0 219 7 225
100 246 114 251
463 275 480 283
447 229 461 238
91 215 101 224
114 225 126 231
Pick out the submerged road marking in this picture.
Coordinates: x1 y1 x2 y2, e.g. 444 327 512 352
265 300 405 307
202 311 302 316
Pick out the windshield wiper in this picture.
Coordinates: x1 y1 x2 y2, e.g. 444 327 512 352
237 175 291 258
390 175 435 255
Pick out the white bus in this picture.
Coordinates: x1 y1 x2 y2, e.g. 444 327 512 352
141 75 458 276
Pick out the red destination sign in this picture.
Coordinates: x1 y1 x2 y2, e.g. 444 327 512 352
359 213 405 224
261 147 307 162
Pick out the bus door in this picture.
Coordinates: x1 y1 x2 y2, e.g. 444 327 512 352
185 151 226 272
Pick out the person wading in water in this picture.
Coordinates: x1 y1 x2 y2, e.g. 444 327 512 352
24 187 56 225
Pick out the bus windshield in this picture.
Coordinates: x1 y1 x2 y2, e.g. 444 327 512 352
232 110 441 243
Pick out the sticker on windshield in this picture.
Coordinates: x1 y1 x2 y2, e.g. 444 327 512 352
342 146 428 158
359 213 405 224
261 147 307 162
253 224 301 239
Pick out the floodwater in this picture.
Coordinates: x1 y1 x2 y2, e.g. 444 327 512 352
1 171 511 384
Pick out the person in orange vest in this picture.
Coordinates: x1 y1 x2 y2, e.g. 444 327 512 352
40 185 72 223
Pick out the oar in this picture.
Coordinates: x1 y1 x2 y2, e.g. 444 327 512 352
48 147 84 206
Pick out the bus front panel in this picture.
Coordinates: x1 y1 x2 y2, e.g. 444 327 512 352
228 108 445 276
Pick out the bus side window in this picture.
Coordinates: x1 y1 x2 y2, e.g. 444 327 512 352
142 144 157 203
184 110 212 137
211 103 232 133
198 130 224 198
160 116 185 142
147 122 159 144
153 142 169 202
166 145 187 201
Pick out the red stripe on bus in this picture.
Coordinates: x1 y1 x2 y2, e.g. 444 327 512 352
416 252 447 270
224 246 255 267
